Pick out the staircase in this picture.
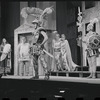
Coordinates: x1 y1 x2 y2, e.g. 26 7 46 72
50 66 100 78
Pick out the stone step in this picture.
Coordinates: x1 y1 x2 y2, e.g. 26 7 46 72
50 71 100 78
76 66 100 71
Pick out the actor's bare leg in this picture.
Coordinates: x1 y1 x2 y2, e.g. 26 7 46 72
87 56 96 78
91 56 96 78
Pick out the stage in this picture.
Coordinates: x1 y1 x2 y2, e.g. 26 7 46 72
0 75 100 100
1 75 100 84
1 65 100 100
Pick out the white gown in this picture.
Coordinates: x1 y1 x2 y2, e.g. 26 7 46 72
61 40 77 71
0 44 11 61
52 39 62 71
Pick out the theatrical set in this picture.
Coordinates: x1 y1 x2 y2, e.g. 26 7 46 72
1 1 100 80
1 1 100 99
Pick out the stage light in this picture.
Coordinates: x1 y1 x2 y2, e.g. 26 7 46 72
54 95 62 98
59 90 65 93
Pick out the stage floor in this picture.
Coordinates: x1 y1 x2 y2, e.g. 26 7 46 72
1 75 100 84
0 75 100 100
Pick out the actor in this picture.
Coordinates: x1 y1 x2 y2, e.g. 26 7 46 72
82 22 99 78
61 34 77 71
31 19 49 80
52 31 63 71
0 38 11 76
18 36 31 76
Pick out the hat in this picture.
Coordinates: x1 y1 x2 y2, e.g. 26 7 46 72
87 18 98 32
32 19 39 24
53 31 58 34
87 23 93 31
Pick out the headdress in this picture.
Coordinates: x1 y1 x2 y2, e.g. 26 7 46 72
21 6 54 27
32 19 39 24
87 18 99 31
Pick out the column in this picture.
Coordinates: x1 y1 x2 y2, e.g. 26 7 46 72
82 1 87 66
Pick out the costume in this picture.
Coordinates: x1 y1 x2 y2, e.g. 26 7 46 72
83 31 99 78
61 39 77 71
83 18 100 78
29 6 53 80
19 6 53 79
0 43 11 75
61 40 71 71
52 39 62 71
18 42 30 76
32 26 49 79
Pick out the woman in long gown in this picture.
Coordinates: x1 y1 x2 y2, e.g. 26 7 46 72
52 31 62 71
0 38 11 76
61 34 78 71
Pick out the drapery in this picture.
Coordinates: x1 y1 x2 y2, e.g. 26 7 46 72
56 1 78 64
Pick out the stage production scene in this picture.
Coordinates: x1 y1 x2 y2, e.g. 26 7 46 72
1 1 100 79
1 1 100 100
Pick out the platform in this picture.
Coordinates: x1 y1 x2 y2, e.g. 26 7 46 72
0 66 100 100
0 75 100 100
1 75 100 84
50 66 100 78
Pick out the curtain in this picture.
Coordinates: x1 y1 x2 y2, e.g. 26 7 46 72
56 1 78 64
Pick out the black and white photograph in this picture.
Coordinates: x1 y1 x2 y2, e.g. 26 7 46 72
0 1 100 100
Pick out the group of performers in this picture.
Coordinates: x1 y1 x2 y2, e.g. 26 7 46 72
0 18 99 79
17 17 100 79
17 19 49 79
51 31 77 72
17 18 78 80
0 6 100 79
